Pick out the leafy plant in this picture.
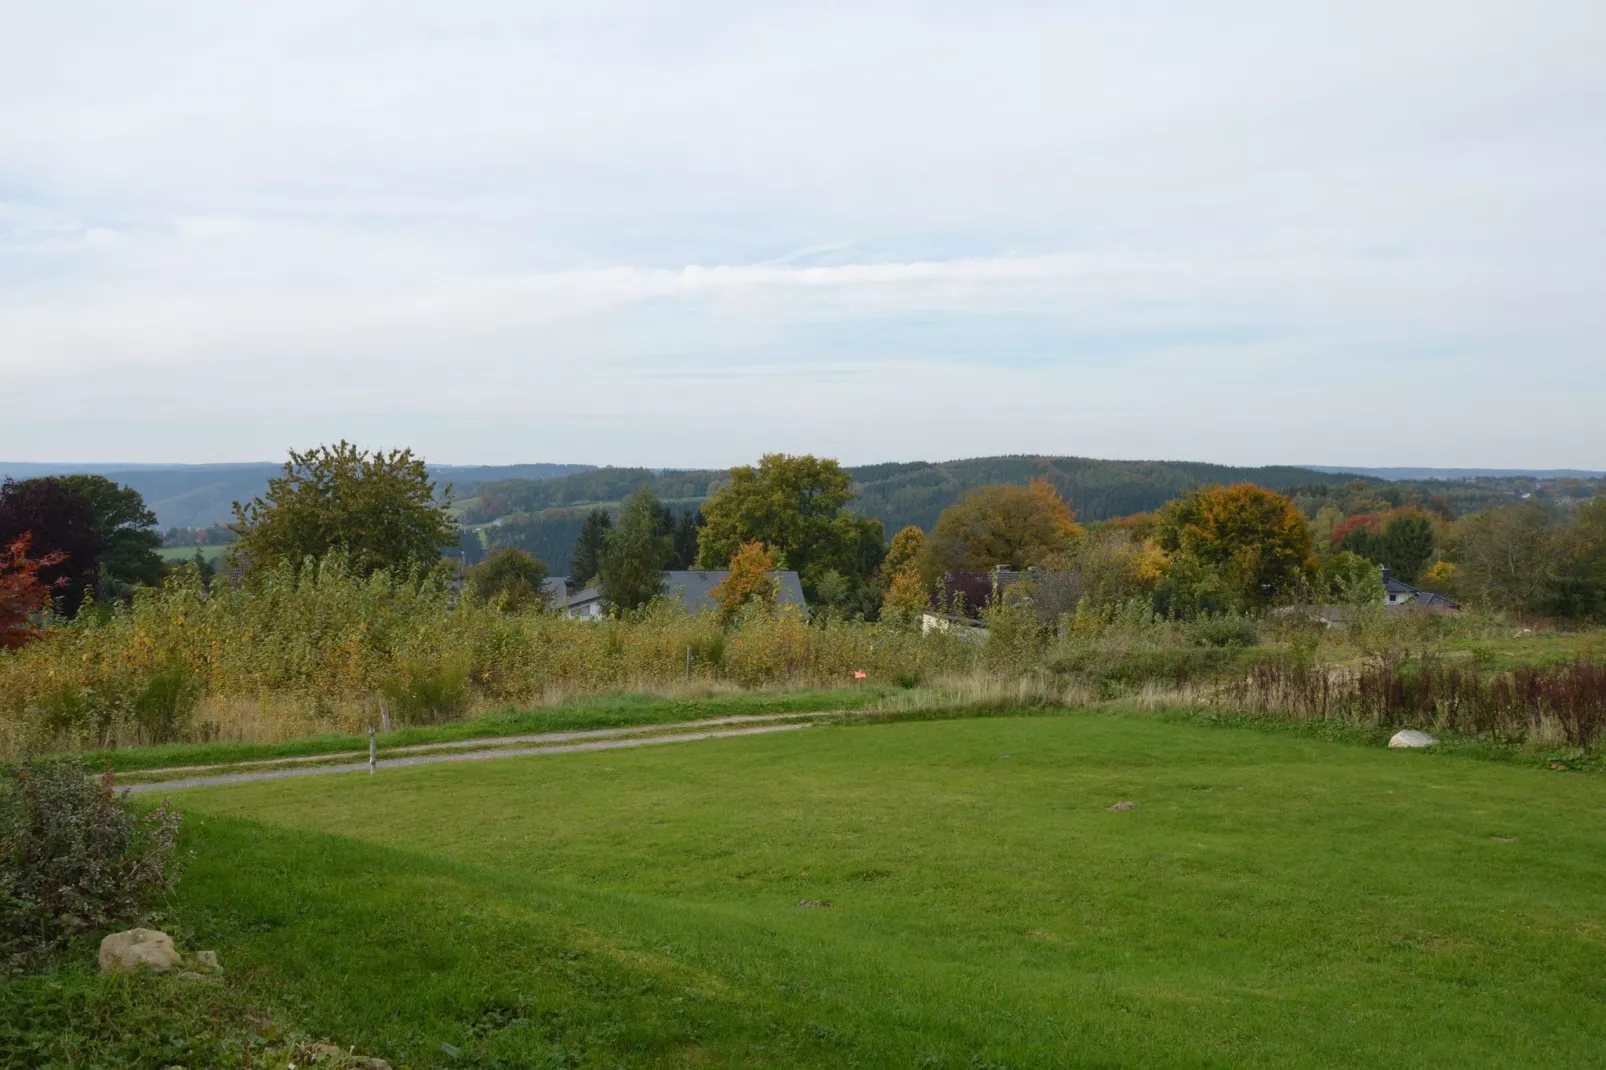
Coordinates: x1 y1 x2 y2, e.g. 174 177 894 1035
1 757 181 962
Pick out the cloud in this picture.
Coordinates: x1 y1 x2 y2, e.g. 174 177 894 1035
0 1 1603 466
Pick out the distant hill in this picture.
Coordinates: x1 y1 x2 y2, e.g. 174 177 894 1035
0 462 595 528
462 455 1370 571
847 456 1364 533
1303 465 1606 481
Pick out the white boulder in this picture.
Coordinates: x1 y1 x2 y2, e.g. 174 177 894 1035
99 928 182 974
1388 729 1438 749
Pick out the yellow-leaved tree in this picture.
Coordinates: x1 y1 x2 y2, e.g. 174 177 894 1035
709 541 778 622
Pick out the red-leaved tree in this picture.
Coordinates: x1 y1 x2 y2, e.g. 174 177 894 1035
0 534 66 649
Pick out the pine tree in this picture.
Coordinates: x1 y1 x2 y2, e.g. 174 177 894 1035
569 508 613 586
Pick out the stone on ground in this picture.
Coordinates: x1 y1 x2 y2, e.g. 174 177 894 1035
1388 729 1438 749
1108 801 1138 812
98 928 182 975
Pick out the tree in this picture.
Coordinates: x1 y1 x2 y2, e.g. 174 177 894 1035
0 478 105 617
1154 484 1313 607
881 566 930 623
696 454 884 595
926 480 1081 572
1379 512 1435 583
598 489 672 612
468 547 552 612
710 542 778 621
56 475 165 595
569 508 613 586
1449 504 1556 615
883 526 926 579
1548 498 1606 621
1320 550 1385 605
231 441 455 578
0 535 67 649
670 509 704 570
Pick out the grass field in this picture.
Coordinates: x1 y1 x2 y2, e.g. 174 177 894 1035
8 712 1606 1068
156 544 231 562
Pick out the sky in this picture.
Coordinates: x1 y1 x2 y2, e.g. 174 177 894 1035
2 1 1604 469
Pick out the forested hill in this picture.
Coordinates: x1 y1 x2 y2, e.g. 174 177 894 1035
0 462 595 528
460 455 1367 537
847 456 1360 532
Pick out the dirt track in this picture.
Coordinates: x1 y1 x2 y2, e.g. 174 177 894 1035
125 722 810 794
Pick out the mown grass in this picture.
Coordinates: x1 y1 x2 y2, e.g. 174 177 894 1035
11 712 1603 1068
80 687 899 773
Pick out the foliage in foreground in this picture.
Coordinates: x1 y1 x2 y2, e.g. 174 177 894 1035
0 556 969 754
0 757 181 963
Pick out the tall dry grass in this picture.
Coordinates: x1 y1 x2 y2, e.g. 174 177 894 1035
0 559 978 755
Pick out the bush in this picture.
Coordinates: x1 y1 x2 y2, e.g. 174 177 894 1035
1188 614 1260 649
1 758 181 963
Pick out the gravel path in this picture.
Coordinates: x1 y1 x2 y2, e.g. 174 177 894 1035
131 710 836 777
125 723 810 795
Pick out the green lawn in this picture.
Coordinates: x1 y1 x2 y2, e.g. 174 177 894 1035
12 713 1606 1067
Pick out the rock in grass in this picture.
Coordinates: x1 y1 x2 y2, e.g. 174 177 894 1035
1388 730 1437 749
98 928 182 975
1108 801 1138 812
797 899 832 908
194 949 221 971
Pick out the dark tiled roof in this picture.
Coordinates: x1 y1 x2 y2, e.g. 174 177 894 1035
663 571 807 612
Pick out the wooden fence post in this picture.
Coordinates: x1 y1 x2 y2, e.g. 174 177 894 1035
369 727 377 775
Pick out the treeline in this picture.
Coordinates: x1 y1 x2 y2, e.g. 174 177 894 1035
464 455 1374 574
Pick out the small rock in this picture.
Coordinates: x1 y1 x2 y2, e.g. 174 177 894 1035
797 899 832 909
1108 801 1138 812
99 928 182 975
1388 729 1437 749
194 950 221 971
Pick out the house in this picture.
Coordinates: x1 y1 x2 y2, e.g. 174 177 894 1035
561 570 807 619
1382 569 1460 612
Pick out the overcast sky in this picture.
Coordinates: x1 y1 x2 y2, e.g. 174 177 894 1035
2 1 1603 469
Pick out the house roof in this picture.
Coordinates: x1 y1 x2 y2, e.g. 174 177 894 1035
663 570 807 613
562 571 807 614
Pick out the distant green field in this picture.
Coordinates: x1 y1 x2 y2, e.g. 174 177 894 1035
9 713 1602 1068
156 544 231 562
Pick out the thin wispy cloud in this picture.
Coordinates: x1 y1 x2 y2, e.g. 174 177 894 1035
1 1 1602 467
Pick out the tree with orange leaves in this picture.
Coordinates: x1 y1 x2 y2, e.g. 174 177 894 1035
0 534 67 649
926 479 1082 572
710 541 779 621
1154 483 1313 607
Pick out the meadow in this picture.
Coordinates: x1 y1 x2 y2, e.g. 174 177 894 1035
6 710 1604 1068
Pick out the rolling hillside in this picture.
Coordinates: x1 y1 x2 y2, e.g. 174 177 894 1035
0 462 595 528
463 455 1369 570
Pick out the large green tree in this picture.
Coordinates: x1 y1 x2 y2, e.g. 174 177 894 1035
56 475 166 595
1154 483 1313 608
1379 512 1435 584
231 441 456 577
1548 498 1606 621
696 454 885 595
598 489 672 612
468 547 552 612
1448 504 1556 615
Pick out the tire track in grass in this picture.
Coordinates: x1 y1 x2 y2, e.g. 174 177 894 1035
125 723 811 794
